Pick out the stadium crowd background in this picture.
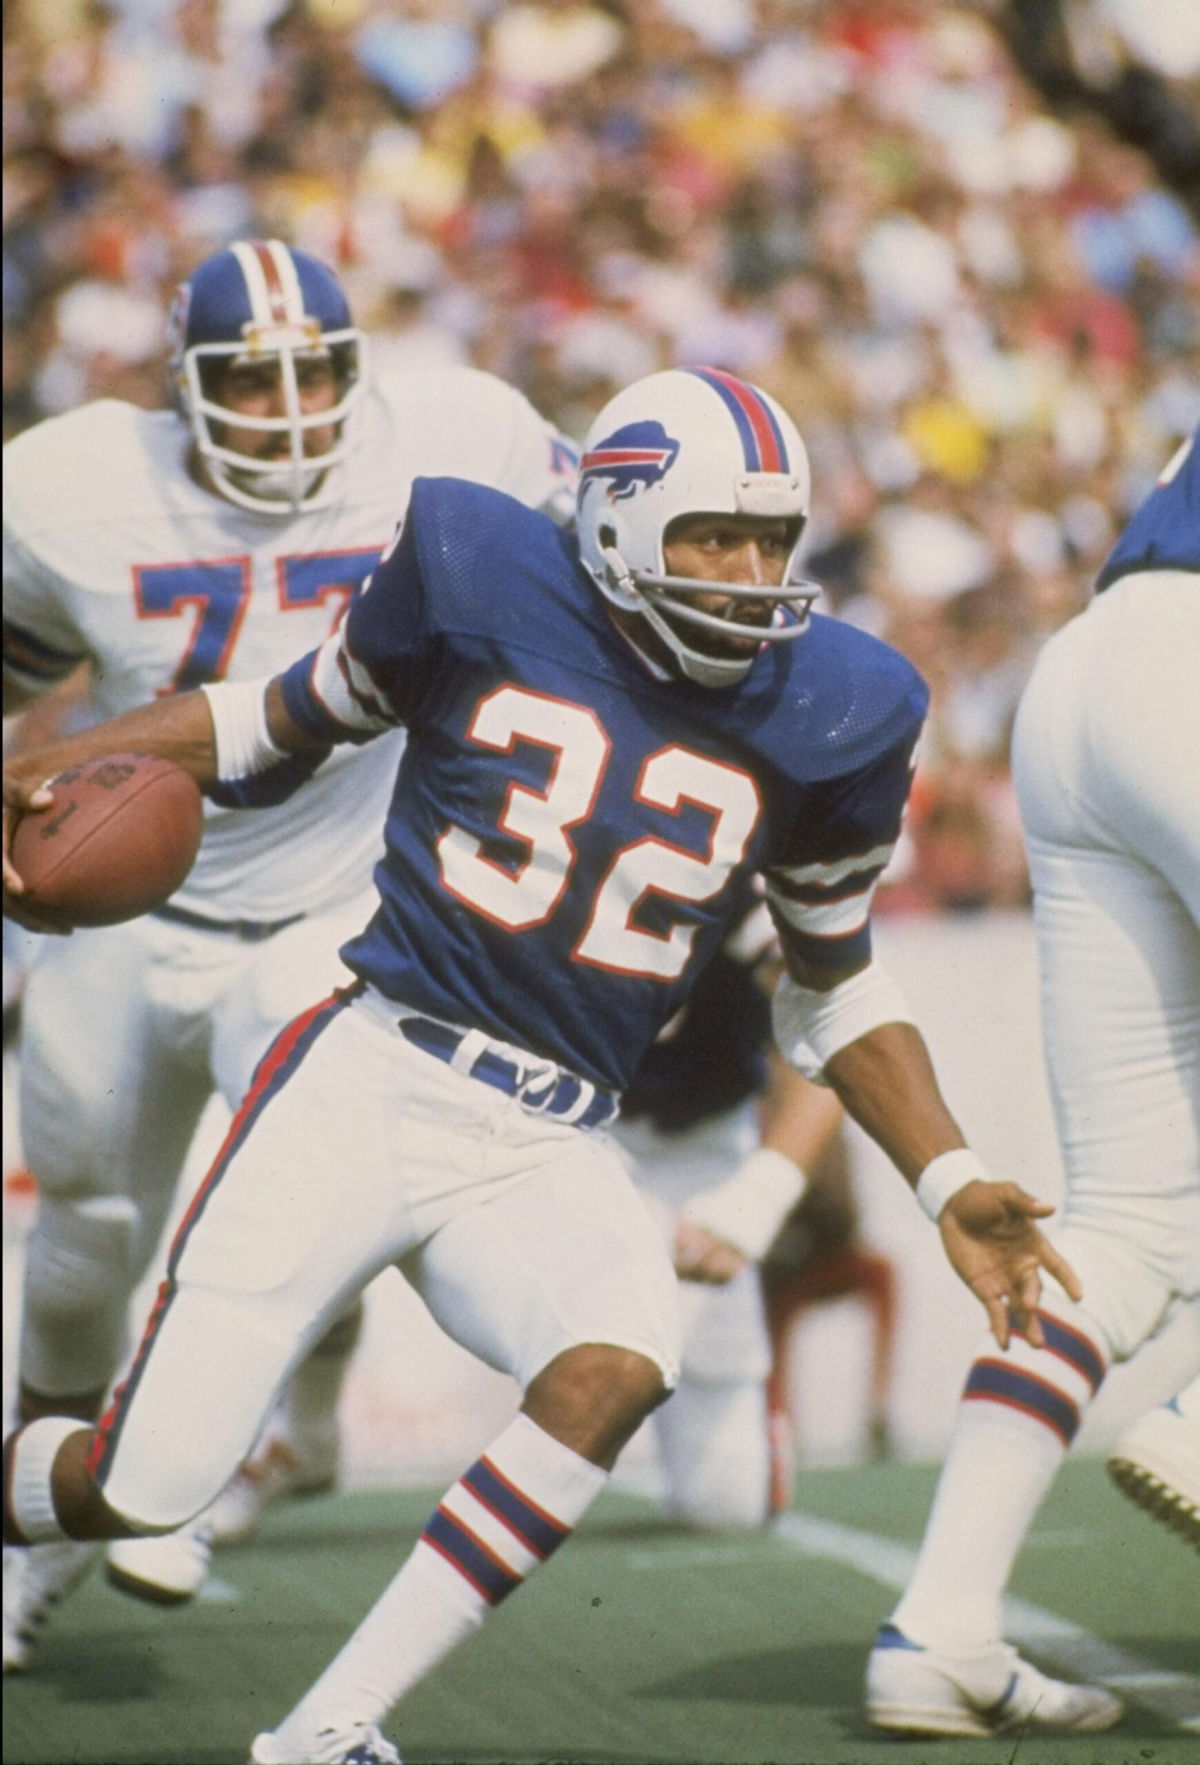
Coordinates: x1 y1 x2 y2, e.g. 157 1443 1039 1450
4 0 1199 913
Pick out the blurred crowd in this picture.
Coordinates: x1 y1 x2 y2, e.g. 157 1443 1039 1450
5 0 1198 912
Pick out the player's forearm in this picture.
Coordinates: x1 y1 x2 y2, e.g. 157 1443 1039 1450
4 690 219 793
822 1020 966 1185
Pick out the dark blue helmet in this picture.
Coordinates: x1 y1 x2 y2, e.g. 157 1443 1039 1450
167 239 366 515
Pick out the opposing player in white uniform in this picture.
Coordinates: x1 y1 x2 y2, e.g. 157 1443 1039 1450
1 238 574 1661
614 892 844 1529
4 368 1084 1765
866 431 1200 1737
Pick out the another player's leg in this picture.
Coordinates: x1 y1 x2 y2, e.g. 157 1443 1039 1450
4 923 211 1666
208 1301 364 1547
204 906 374 1551
1108 1372 1200 1550
250 1123 680 1764
5 991 399 1690
654 1267 774 1530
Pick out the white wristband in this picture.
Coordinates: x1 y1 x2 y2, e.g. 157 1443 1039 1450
681 1146 807 1261
916 1148 988 1221
201 679 285 783
772 961 916 1084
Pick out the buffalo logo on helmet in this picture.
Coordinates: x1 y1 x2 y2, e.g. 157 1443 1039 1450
579 421 680 501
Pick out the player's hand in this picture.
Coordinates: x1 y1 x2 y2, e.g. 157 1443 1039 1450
937 1179 1082 1349
2 766 64 933
673 1217 748 1285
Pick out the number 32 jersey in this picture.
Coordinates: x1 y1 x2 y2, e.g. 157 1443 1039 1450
2 369 571 921
281 477 929 1094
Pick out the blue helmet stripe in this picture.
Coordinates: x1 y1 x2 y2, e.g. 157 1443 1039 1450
687 367 790 472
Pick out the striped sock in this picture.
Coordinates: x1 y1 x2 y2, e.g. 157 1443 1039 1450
889 1305 1107 1654
270 1414 607 1748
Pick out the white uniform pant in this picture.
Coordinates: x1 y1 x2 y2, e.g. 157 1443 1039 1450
17 894 373 1397
93 987 681 1530
615 1103 773 1529
1011 572 1200 1361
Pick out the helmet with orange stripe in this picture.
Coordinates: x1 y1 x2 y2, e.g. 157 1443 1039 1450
576 367 816 687
167 239 366 516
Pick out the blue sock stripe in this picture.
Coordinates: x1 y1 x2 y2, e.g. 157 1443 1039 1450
462 1457 569 1560
1034 1313 1106 1392
964 1360 1080 1445
424 1506 521 1605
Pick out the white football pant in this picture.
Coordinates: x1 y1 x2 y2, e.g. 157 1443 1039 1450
90 986 680 1531
1011 570 1200 1357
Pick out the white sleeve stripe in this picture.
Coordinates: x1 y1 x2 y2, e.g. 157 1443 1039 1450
766 877 879 938
770 840 895 892
307 638 395 734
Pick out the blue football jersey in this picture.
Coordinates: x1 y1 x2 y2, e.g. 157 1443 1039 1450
280 478 927 1093
1096 430 1199 591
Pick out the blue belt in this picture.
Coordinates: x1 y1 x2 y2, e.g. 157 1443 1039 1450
397 1015 618 1132
152 901 306 943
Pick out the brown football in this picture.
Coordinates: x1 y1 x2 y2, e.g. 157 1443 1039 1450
10 753 204 929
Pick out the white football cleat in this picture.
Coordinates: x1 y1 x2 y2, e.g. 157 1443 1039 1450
1108 1392 1200 1550
250 1718 402 1763
105 1512 214 1604
210 1436 337 1547
3 1539 97 1671
865 1622 1124 1737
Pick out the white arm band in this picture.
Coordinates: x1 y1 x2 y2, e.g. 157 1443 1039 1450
915 1148 988 1221
772 960 916 1083
201 679 287 783
680 1147 807 1261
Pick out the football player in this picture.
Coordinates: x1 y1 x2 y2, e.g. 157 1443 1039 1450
867 430 1199 1737
4 368 1082 1765
613 889 847 1530
1 238 577 1659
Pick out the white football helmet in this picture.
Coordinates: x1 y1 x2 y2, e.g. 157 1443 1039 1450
577 367 816 687
167 238 366 516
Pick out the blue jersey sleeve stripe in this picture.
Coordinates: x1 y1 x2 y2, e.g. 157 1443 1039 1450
279 650 357 742
769 860 890 908
771 918 873 970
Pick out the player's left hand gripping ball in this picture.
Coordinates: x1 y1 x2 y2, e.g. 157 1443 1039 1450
6 753 203 930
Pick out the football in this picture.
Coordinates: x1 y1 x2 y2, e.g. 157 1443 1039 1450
10 753 204 930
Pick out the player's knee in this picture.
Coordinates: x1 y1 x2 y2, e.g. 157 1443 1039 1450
523 1342 670 1467
311 1298 365 1360
22 1195 138 1375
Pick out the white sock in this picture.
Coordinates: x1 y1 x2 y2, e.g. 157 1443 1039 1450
889 1308 1106 1654
270 1413 607 1747
5 1417 84 1543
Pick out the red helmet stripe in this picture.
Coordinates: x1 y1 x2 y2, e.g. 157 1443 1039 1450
689 367 788 472
248 239 292 325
